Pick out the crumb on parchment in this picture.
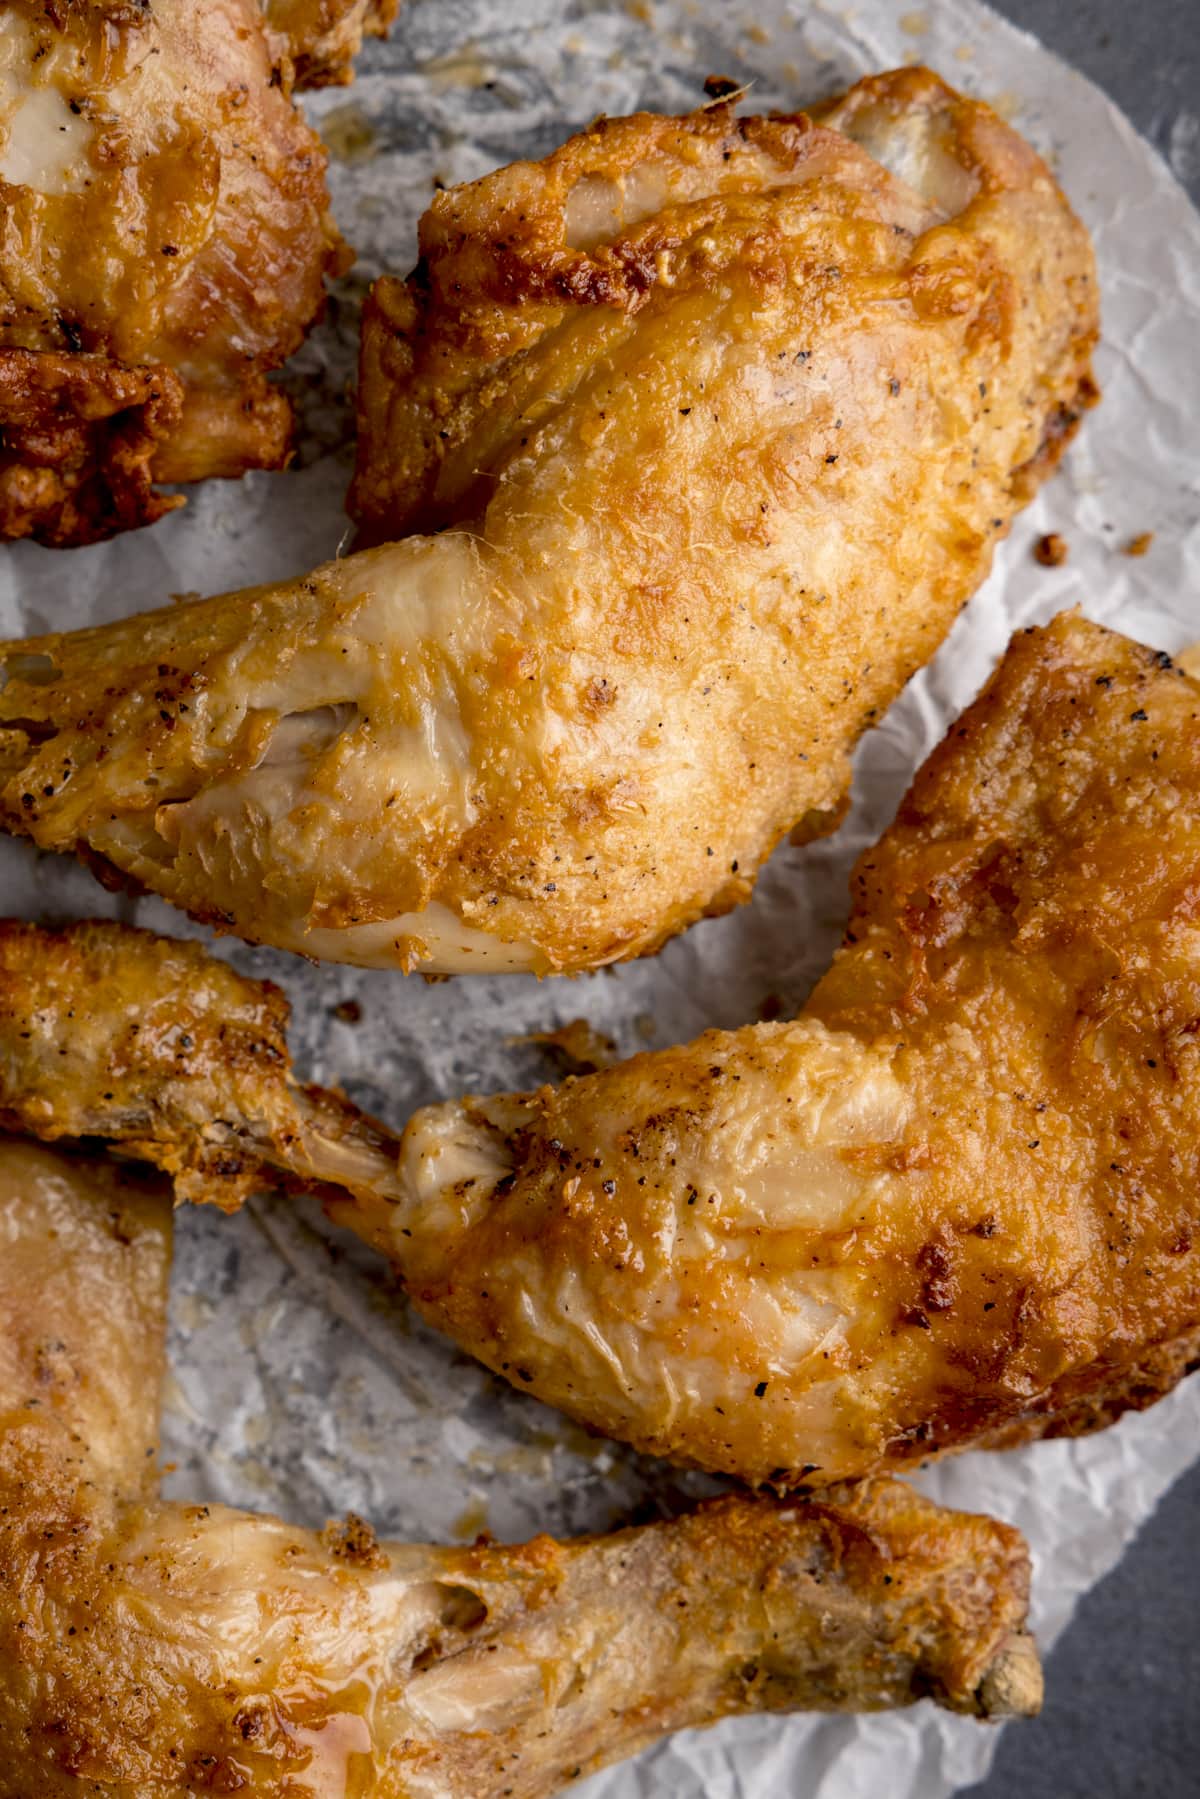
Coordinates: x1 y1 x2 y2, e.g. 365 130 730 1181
512 1018 618 1073
1034 532 1068 567
323 1512 389 1570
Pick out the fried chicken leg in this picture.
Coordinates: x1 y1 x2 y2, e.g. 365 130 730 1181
2 613 1197 1489
0 1139 1039 1797
0 0 348 545
0 70 1095 962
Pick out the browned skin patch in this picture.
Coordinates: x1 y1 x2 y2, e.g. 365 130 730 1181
352 68 1097 546
264 0 399 88
0 0 348 545
0 350 185 546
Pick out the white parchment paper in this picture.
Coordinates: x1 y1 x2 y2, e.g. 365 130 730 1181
2 2 1199 1794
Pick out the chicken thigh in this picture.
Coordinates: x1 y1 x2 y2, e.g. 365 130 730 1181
0 70 1096 963
0 1137 1039 1797
0 0 348 545
2 614 1196 1489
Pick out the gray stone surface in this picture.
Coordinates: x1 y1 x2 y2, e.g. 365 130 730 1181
994 0 1200 201
961 5 1200 1796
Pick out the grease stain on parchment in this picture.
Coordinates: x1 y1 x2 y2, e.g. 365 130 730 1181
320 102 378 164
420 45 495 90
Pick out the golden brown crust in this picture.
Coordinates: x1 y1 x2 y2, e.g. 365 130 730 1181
974 1324 1200 1450
0 348 185 546
806 614 1200 1466
351 69 1097 543
409 613 1200 1481
0 917 400 1211
0 0 347 544
0 68 1098 965
351 99 934 537
0 1140 1039 1797
265 0 400 87
0 615 1197 1490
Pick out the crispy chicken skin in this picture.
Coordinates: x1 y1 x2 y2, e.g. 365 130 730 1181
0 1141 1040 1797
350 67 1097 543
0 1139 170 1501
0 0 347 545
2 615 1198 1487
0 70 1095 963
265 0 400 88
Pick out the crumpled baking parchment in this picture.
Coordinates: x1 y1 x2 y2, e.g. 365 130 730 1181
2 1 1199 1794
